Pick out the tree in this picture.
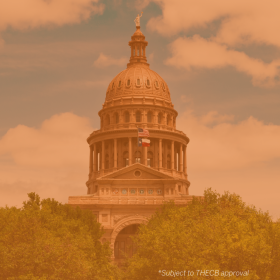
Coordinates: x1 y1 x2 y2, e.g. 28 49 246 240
0 193 121 280
124 189 280 280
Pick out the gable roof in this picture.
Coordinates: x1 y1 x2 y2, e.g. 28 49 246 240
97 163 175 180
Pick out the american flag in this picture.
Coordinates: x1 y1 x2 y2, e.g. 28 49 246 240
137 127 149 137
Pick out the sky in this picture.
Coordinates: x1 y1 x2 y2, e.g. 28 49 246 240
0 0 279 219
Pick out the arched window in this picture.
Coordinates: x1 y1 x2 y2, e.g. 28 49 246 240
127 79 131 86
147 111 152 123
136 111 141 122
114 112 119 124
123 151 129 167
105 114 110 126
125 111 130 123
147 79 150 86
137 79 140 86
118 81 121 87
167 115 171 126
135 151 141 163
147 151 153 167
158 113 162 124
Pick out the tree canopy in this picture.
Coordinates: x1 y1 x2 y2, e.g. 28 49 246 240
124 189 280 280
0 193 120 280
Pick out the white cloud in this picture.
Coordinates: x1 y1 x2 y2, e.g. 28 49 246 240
93 53 127 68
145 0 280 88
0 0 104 31
0 113 93 206
166 36 280 88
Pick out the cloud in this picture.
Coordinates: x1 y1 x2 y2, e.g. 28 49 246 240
93 53 127 68
147 0 280 47
145 0 280 87
0 113 93 207
177 110 280 170
0 0 104 31
177 109 280 219
166 36 280 87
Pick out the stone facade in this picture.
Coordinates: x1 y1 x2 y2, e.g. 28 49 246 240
68 25 200 262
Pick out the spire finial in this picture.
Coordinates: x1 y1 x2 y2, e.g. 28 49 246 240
134 12 143 27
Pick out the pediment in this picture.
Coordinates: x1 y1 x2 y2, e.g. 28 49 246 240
98 163 174 180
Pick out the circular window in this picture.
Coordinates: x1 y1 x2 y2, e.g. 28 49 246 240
148 189 153 194
112 189 119 195
130 189 136 194
157 189 162 194
122 189 127 194
139 189 145 195
134 170 141 177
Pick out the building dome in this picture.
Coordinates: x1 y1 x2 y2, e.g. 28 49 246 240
104 26 172 104
105 67 171 103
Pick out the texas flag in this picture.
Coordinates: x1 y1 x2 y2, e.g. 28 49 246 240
138 138 150 147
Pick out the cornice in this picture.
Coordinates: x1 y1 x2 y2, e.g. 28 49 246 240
87 128 189 144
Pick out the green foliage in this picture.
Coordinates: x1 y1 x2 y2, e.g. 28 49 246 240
0 193 121 280
124 189 280 280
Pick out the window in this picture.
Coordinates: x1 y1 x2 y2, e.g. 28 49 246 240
155 81 159 88
162 83 165 91
135 157 141 163
136 111 141 122
112 82 115 89
167 115 171 126
137 79 140 86
124 158 129 167
125 112 130 123
105 115 110 126
147 158 151 167
147 111 152 123
127 79 131 86
158 113 162 124
147 79 150 86
118 81 121 87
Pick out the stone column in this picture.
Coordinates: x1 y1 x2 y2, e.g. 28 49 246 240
109 141 114 168
114 139 117 170
171 140 174 170
129 137 132 165
144 146 147 166
93 143 97 172
89 145 93 174
179 143 183 172
155 139 158 169
163 140 167 168
183 145 187 174
101 140 105 174
159 138 162 169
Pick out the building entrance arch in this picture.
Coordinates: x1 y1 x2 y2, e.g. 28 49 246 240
110 215 148 258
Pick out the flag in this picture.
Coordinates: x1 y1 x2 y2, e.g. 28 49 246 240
138 138 150 147
137 127 149 138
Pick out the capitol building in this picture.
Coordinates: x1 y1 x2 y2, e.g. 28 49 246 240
69 20 197 264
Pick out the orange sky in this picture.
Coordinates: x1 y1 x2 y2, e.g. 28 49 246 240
0 0 279 219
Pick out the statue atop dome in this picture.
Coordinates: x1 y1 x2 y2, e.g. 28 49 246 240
134 12 143 27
